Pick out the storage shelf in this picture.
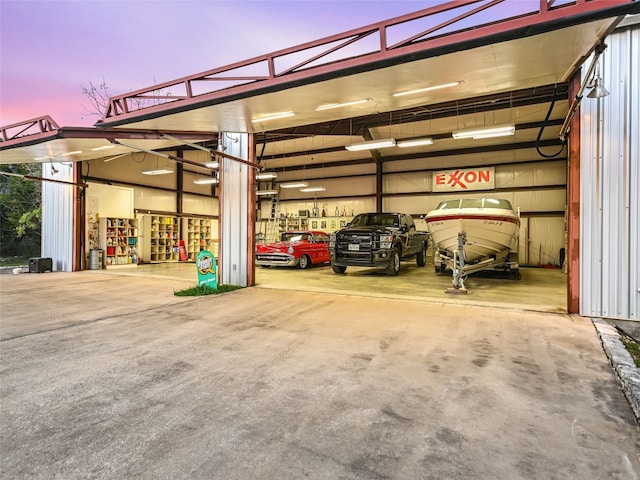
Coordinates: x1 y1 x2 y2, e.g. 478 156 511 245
99 217 138 267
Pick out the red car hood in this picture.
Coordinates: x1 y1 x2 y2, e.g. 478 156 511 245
256 242 294 253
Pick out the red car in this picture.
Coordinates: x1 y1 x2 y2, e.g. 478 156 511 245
256 230 330 269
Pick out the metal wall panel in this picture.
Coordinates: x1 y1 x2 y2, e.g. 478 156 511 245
42 162 74 272
220 133 249 287
580 20 639 320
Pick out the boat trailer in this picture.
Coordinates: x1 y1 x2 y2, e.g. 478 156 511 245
434 232 519 294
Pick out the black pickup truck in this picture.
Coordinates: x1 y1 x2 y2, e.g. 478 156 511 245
329 212 429 276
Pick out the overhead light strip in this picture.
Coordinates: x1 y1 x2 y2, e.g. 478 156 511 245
393 81 463 97
256 189 278 196
142 169 174 175
315 99 370 111
280 181 309 188
397 137 433 148
251 111 295 123
345 138 396 151
452 125 515 139
193 178 218 184
256 172 277 180
300 186 326 192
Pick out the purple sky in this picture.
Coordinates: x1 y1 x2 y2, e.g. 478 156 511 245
0 0 444 128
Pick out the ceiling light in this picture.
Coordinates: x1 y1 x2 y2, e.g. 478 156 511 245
256 189 278 196
393 81 463 97
91 145 117 151
280 181 309 188
345 139 396 151
34 156 52 161
256 172 277 180
452 125 515 140
142 169 174 175
193 178 218 184
300 186 326 192
205 161 219 169
56 150 82 157
397 137 433 148
315 99 370 111
251 111 295 123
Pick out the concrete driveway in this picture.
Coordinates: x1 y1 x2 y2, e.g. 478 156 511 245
1 271 638 479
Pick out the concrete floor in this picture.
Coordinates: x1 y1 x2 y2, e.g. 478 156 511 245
97 258 568 314
1 267 638 479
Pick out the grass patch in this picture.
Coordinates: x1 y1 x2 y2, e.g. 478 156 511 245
620 334 640 368
174 284 243 297
0 257 30 267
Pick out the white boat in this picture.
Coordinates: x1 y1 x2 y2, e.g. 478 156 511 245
425 198 520 290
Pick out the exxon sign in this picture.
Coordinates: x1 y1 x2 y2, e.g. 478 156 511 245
432 167 495 192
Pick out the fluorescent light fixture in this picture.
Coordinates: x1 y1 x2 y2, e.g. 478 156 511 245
34 156 52 161
142 169 174 175
91 145 117 151
345 138 396 151
393 81 463 97
193 178 218 185
251 111 295 123
56 150 82 157
300 186 326 192
256 189 278 196
315 99 370 111
397 137 433 148
205 161 219 169
280 181 309 188
452 125 515 139
256 172 277 180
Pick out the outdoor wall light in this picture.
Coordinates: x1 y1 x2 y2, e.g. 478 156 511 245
345 139 396 151
452 125 515 140
587 63 610 99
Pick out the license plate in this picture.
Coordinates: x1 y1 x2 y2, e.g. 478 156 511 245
348 243 359 251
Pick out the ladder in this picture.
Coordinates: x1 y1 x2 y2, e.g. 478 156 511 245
264 195 280 244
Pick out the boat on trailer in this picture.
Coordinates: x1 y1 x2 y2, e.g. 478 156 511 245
425 198 520 292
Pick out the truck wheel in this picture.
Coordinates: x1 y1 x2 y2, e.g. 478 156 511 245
416 243 427 267
299 254 311 269
332 265 347 274
386 249 400 276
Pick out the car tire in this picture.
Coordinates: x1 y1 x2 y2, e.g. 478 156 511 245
416 243 426 267
386 249 400 276
332 265 347 274
299 254 311 269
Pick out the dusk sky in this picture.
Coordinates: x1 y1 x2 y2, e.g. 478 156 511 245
0 0 442 128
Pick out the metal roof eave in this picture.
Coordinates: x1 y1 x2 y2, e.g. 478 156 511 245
95 0 640 129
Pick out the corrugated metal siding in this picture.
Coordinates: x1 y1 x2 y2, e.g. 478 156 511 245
220 134 249 287
42 162 74 272
580 21 639 320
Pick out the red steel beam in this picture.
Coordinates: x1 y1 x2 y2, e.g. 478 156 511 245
100 0 638 124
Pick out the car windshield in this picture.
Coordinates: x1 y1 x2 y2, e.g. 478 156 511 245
281 233 309 242
350 214 399 228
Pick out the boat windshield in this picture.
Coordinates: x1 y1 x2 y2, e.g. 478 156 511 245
435 198 514 210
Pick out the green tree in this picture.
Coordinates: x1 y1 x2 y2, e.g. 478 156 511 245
0 163 42 259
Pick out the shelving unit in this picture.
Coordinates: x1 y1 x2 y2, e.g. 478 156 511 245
182 217 214 261
278 215 309 232
139 214 181 263
99 217 138 267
